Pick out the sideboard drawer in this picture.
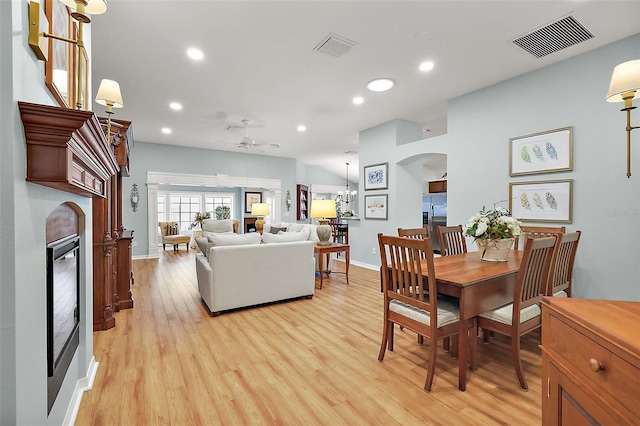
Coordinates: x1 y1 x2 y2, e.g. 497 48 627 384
548 314 640 413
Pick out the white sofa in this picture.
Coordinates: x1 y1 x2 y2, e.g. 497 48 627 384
195 239 315 316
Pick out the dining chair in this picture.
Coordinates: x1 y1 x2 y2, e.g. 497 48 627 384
477 235 557 391
436 225 467 256
377 233 477 392
513 225 566 250
547 231 581 297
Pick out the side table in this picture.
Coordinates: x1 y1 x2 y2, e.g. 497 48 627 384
314 242 350 289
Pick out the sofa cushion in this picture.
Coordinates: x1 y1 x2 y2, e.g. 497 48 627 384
195 237 214 258
288 223 305 232
269 225 287 234
207 232 261 246
201 218 234 235
261 229 310 244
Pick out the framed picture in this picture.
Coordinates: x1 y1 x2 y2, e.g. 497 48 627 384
79 34 89 111
364 162 388 190
364 194 388 220
509 127 573 176
45 0 75 108
509 179 573 223
244 192 262 214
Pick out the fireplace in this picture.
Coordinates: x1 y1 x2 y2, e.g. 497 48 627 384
46 234 80 414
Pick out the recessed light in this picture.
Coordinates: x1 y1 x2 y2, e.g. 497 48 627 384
169 102 183 111
419 61 435 72
161 128 172 134
186 48 204 60
366 78 395 92
352 96 364 105
297 124 307 132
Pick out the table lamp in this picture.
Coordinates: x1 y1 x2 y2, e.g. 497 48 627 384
251 203 269 234
310 199 337 245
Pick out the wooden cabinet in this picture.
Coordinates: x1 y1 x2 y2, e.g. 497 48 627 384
541 297 640 425
297 184 309 220
428 180 447 193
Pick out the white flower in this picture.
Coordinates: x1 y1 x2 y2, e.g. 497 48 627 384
475 222 488 236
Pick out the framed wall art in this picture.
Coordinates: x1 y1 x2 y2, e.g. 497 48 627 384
364 194 388 220
364 162 388 190
244 192 262 214
45 0 75 108
509 127 573 176
509 179 573 223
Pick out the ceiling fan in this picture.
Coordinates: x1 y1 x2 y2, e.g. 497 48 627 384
226 119 279 151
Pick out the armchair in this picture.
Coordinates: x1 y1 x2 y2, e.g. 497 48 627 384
158 221 191 251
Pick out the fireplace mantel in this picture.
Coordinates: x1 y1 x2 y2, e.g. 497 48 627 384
18 101 119 198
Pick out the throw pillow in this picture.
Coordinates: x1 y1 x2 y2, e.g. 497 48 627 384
261 229 310 243
201 218 234 234
288 223 304 232
269 226 287 234
207 232 261 246
167 224 179 235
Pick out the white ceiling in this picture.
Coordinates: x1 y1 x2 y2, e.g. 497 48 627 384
90 1 640 181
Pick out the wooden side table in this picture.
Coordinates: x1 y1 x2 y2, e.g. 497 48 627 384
314 242 350 289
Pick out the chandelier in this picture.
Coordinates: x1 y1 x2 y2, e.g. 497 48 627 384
336 162 357 204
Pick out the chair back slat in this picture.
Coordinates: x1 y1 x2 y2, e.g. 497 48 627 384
548 231 581 296
514 236 557 316
514 225 566 250
397 227 431 259
437 225 467 256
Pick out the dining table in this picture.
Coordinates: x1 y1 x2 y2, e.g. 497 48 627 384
426 250 524 391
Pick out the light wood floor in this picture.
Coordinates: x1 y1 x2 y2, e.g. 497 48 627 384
76 249 542 425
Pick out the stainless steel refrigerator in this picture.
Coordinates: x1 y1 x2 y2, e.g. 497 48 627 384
423 192 447 254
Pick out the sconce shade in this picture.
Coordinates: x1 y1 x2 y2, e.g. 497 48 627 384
310 199 337 219
96 79 124 108
251 203 269 217
60 0 108 15
606 60 640 103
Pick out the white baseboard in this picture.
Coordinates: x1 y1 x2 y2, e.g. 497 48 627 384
63 356 99 426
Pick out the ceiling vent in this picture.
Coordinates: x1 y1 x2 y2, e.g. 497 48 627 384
512 15 594 58
314 33 357 58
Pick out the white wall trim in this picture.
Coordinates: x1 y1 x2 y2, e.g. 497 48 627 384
63 356 99 426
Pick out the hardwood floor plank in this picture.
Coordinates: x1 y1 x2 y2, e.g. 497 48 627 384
76 250 542 425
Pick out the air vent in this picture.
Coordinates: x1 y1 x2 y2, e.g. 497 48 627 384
512 15 594 58
314 33 357 58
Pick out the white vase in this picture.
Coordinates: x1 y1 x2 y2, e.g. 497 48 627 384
476 238 514 262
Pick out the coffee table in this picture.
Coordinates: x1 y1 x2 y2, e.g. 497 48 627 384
314 242 350 289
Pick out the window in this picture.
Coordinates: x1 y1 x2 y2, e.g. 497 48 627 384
157 191 235 232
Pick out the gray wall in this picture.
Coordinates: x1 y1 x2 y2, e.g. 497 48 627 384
357 34 640 301
2 1 95 424
122 142 348 256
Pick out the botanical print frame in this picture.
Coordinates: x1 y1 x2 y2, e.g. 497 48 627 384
45 0 75 108
244 192 262 214
509 179 573 223
364 162 388 190
509 126 573 176
364 194 388 220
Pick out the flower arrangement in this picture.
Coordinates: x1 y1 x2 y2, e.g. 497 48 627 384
464 206 522 242
193 211 211 223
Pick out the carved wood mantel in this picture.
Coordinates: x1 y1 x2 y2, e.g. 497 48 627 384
18 101 119 198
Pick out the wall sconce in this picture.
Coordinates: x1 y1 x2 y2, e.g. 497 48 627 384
28 0 107 110
95 79 124 145
606 59 640 178
285 190 292 211
130 183 139 212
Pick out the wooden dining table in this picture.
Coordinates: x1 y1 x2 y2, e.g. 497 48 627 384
428 250 524 391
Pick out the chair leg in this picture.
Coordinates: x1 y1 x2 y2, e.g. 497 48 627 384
378 320 392 361
424 337 438 392
163 244 166 250
443 337 450 352
483 328 490 344
511 334 528 391
173 244 178 251
469 319 478 371
185 243 189 251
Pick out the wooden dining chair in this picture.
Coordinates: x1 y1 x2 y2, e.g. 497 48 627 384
547 231 581 297
477 236 557 391
513 225 566 250
437 225 467 256
377 233 477 392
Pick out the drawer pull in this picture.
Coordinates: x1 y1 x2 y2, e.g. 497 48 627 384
588 358 604 372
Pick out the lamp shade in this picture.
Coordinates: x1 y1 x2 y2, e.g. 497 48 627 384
310 199 337 219
606 60 640 103
251 203 269 217
95 79 124 108
60 0 108 15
